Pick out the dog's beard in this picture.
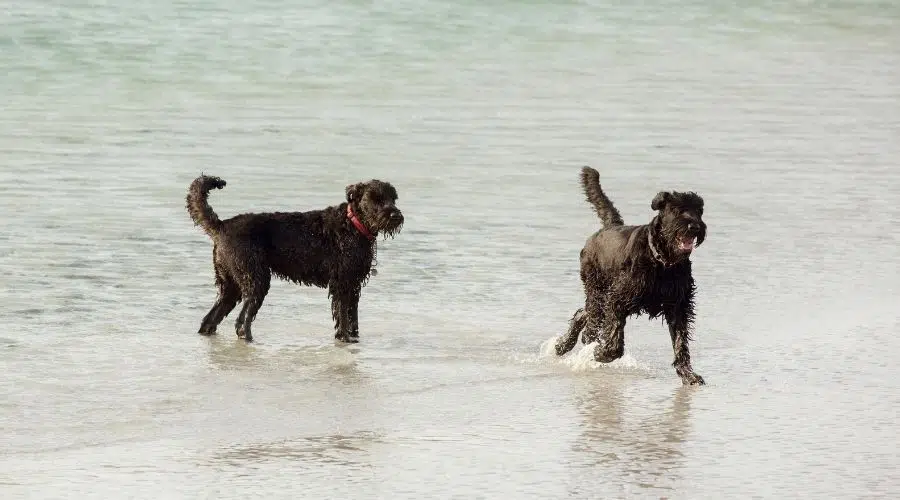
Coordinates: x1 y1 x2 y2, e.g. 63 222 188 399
364 211 403 240
380 221 403 239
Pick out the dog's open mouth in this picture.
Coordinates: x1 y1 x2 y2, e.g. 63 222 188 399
678 236 697 252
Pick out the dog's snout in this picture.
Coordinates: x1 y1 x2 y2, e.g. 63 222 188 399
687 222 698 232
390 211 403 221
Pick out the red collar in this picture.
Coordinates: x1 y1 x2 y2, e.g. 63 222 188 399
347 204 374 241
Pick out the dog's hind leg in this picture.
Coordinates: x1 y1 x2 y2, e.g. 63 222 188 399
199 278 241 335
235 271 270 342
555 308 586 356
199 254 241 335
581 287 605 345
594 308 626 363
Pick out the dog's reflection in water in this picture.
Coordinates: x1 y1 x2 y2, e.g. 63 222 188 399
568 380 696 496
204 335 364 383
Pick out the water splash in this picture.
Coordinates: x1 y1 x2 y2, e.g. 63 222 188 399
538 336 641 373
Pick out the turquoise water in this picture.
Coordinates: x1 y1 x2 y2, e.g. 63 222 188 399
2 1 899 498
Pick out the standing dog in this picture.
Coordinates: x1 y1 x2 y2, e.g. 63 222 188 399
186 175 403 343
555 167 707 385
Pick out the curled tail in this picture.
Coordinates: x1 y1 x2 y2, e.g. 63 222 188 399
186 175 227 237
580 166 624 229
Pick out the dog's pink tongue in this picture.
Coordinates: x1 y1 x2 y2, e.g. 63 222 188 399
680 237 696 250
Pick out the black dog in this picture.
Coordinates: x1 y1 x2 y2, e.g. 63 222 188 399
186 175 403 343
555 167 707 385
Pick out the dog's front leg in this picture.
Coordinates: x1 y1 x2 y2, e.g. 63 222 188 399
329 284 357 344
347 288 361 341
665 307 705 386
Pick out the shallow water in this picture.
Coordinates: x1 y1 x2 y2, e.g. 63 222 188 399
2 1 899 498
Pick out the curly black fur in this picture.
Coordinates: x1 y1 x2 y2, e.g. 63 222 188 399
186 175 403 343
580 166 623 229
556 166 707 385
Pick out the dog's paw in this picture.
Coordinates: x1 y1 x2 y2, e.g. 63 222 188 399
198 326 216 336
334 332 359 344
554 335 578 356
593 344 624 363
681 372 705 386
236 327 253 342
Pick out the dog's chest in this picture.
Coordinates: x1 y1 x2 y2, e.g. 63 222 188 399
646 275 682 299
337 238 375 274
634 269 687 313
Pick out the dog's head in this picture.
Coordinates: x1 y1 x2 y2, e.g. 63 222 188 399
651 190 706 258
346 180 404 238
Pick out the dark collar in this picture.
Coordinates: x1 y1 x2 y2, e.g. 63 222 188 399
647 225 674 268
347 204 374 241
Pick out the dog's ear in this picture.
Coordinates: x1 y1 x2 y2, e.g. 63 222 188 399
651 191 670 211
345 183 364 203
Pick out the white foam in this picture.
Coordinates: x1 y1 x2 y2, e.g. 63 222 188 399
538 336 641 373
537 336 560 359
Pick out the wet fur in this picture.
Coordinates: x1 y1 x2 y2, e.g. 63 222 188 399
555 166 707 385
186 175 403 343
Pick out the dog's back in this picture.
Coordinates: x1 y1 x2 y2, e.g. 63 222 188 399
222 208 367 289
581 225 645 273
579 166 634 273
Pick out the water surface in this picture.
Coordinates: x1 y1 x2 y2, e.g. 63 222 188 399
2 1 899 498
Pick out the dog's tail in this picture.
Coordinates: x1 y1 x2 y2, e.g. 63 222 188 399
186 175 227 237
580 166 624 229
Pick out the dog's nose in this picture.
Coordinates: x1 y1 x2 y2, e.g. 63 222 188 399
688 222 698 232
390 211 403 221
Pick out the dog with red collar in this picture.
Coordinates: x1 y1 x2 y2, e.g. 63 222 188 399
187 175 403 343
